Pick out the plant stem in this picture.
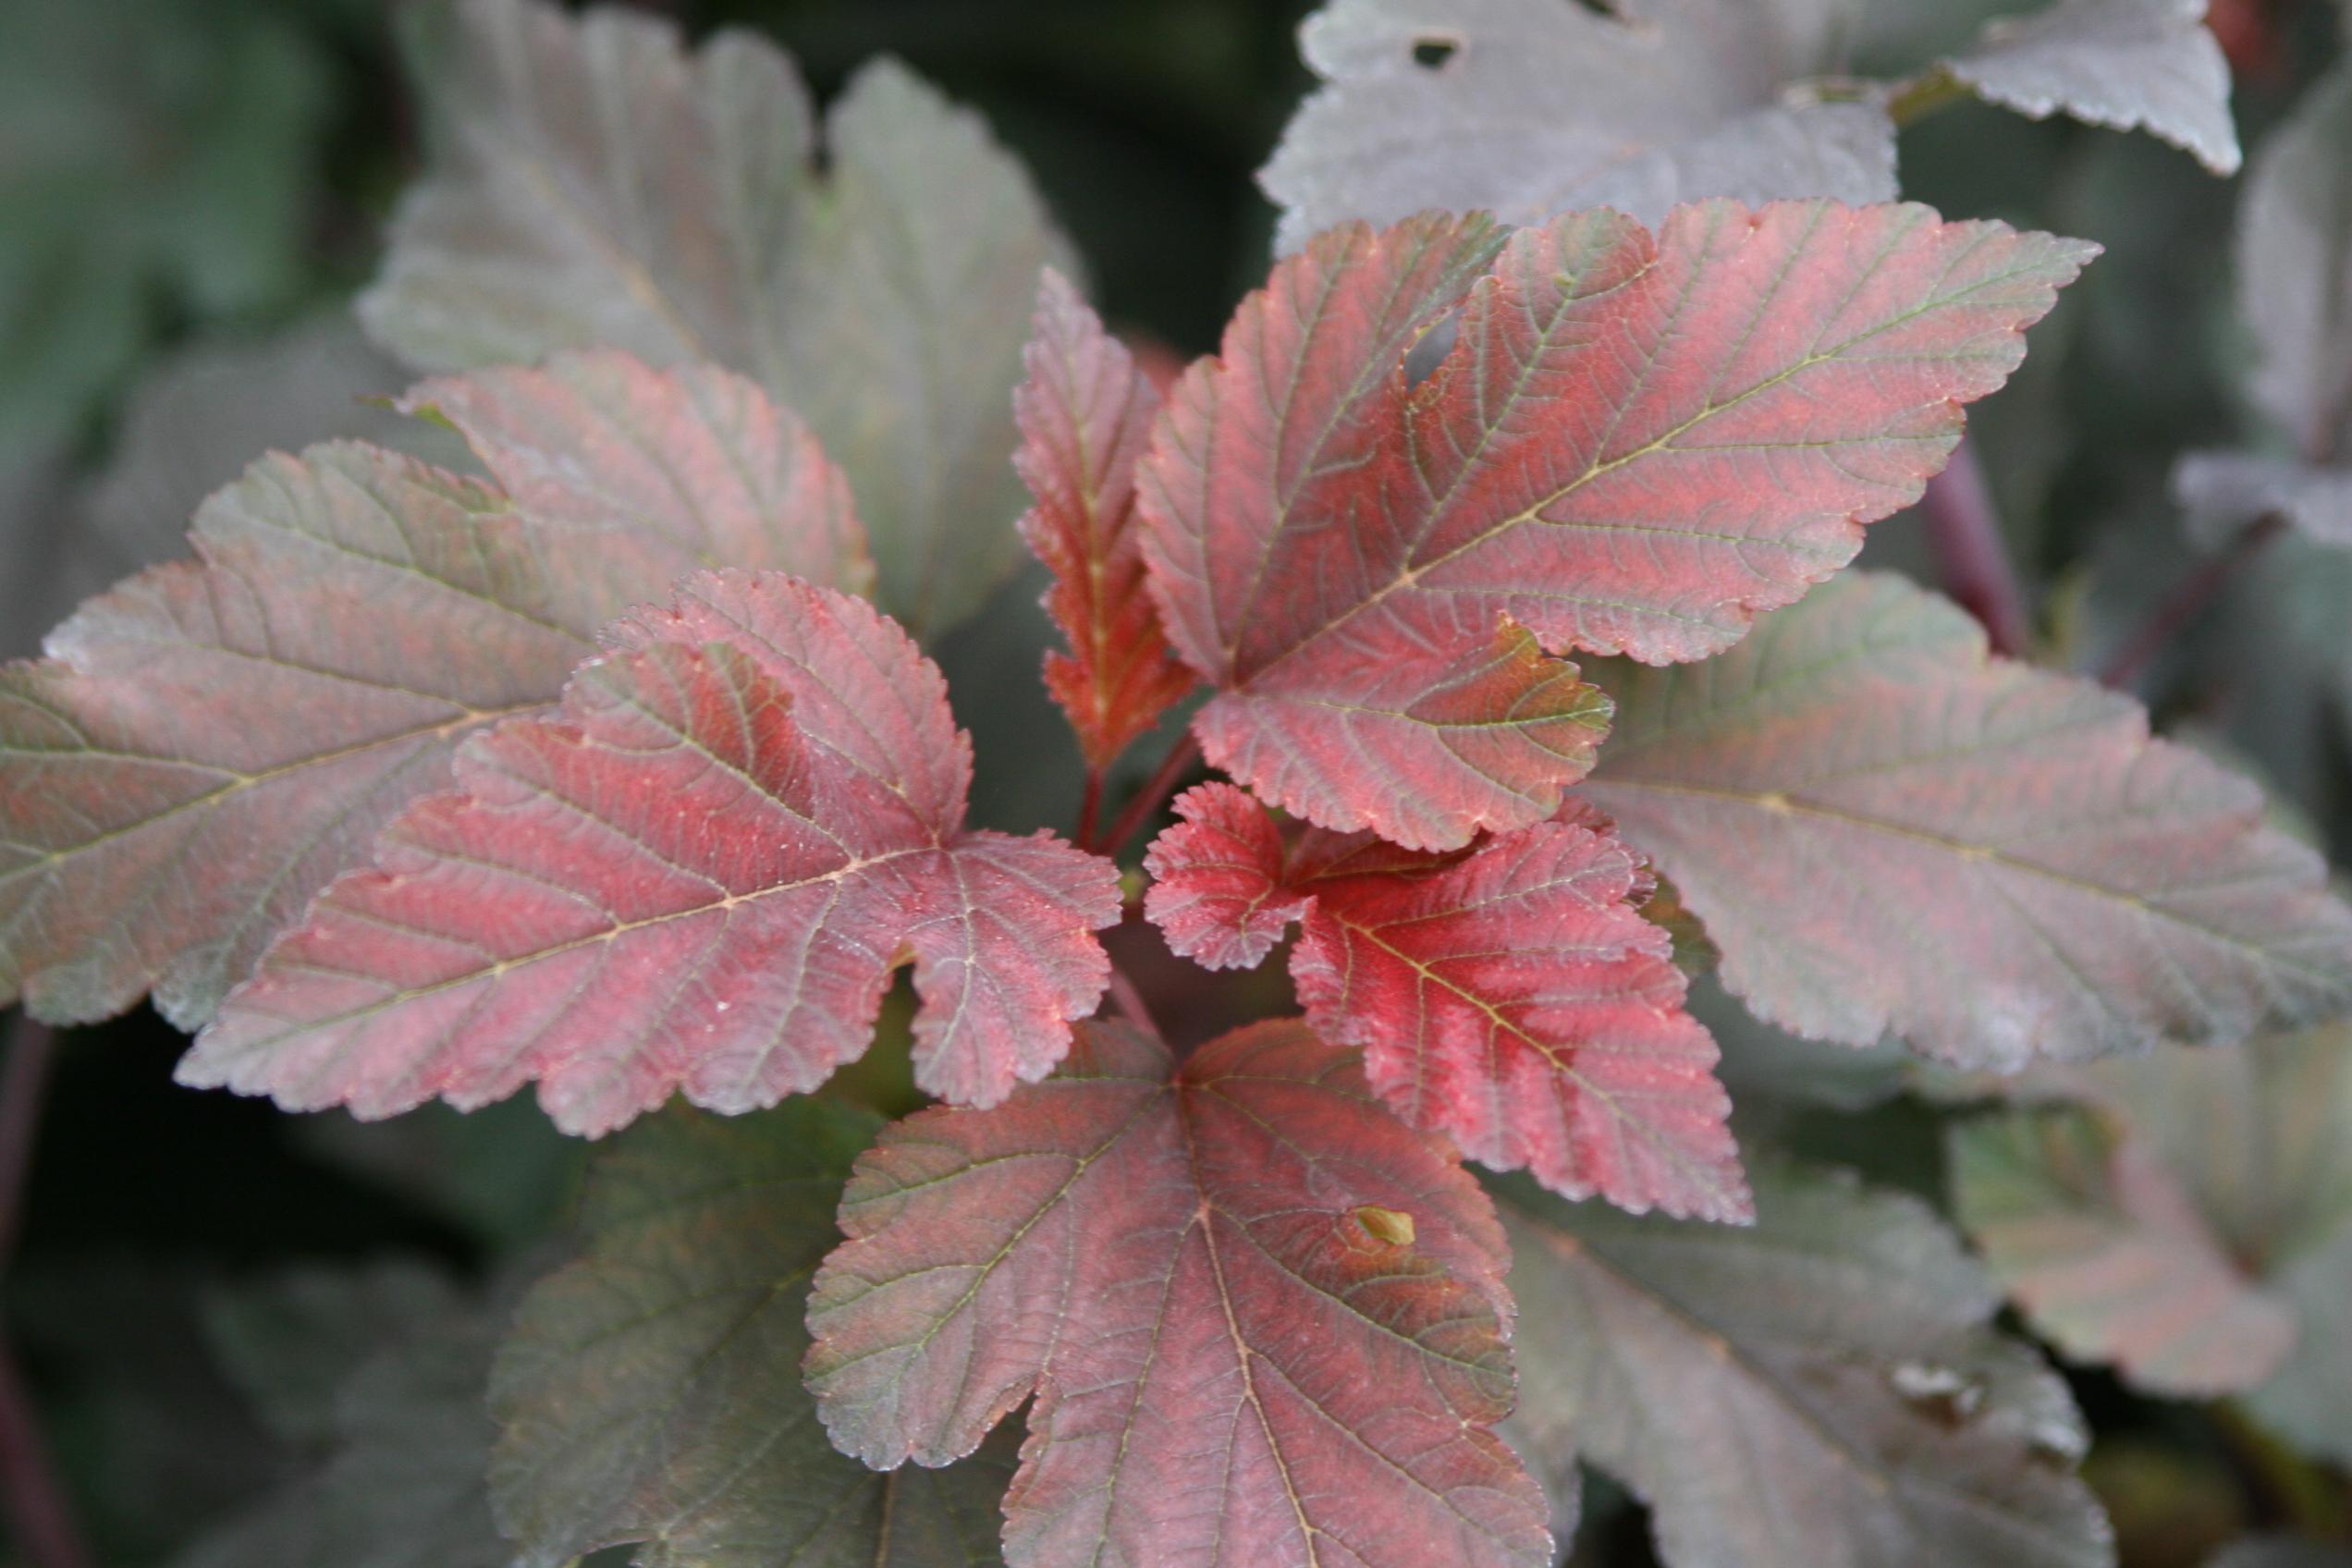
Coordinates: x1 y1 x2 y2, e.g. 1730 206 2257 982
1077 766 1105 852
2099 513 2286 690
0 1016 89 1568
1093 734 1201 860
1103 959 1164 1044
1886 67 1970 128
1921 440 2029 657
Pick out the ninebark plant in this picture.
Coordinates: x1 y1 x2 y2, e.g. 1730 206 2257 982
7 2 2352 1565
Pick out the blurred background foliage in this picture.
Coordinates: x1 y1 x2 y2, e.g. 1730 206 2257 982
1 1 2348 1564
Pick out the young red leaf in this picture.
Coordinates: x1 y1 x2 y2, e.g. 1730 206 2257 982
804 1018 1553 1568
1145 783 1747 1220
180 571 1121 1134
1014 271 1195 770
1138 202 2093 851
1579 572 2352 1067
0 351 868 1029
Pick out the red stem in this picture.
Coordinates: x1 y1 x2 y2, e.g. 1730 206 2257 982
1076 766 1105 852
1103 961 1164 1043
2100 513 2286 690
1922 440 2030 657
1093 734 1201 860
0 1017 89 1568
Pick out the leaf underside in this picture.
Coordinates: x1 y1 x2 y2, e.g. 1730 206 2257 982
805 1019 1554 1568
1145 782 1748 1220
1578 571 2352 1069
181 571 1120 1135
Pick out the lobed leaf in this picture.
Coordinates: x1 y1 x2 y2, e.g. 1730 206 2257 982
1 350 865 1029
1950 1025 2352 1458
1013 271 1194 769
1261 0 1896 245
1145 782 1748 1219
1138 202 2090 850
491 1099 1013 1567
1578 572 2352 1068
804 1018 1553 1568
1944 0 2242 178
362 0 1070 637
1500 1162 2114 1568
183 571 1121 1134
2174 66 2352 545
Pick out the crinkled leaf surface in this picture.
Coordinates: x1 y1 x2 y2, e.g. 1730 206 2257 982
492 1099 1013 1568
1014 271 1193 769
362 0 1069 636
1578 572 2352 1068
1145 782 1746 1219
1951 1026 2352 1456
1138 201 2089 851
1944 0 2242 177
1498 1163 2114 1568
805 1019 1553 1568
1261 0 1896 245
185 571 1120 1134
1 351 865 1031
2175 67 2352 545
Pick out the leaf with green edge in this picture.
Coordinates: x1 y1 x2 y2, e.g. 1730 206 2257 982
1950 1024 2352 1457
1138 202 2089 851
1498 1162 2114 1568
1943 0 2241 178
804 1018 1553 1568
362 0 1071 638
1260 0 1896 245
2175 66 2352 545
1014 270 1194 771
1 349 870 1030
1576 571 2352 1070
182 571 1121 1134
1144 782 1748 1220
491 1098 1014 1568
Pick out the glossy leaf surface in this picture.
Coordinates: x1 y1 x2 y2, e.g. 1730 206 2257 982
1145 783 1747 1219
492 1099 1013 1567
1138 202 2089 851
362 0 1068 636
2 350 863 1029
1580 572 2352 1067
183 572 1121 1133
805 1019 1553 1568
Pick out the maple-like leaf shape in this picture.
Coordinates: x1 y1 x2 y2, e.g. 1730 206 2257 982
1578 571 2352 1069
362 0 1069 637
1499 1164 2113 1568
492 1099 1014 1568
1138 202 2091 851
1 351 867 1029
1144 782 1747 1220
1951 1025 2352 1456
2175 66 2352 545
1263 0 1897 244
1944 0 2242 178
1013 271 1194 769
803 1018 1553 1568
180 571 1121 1134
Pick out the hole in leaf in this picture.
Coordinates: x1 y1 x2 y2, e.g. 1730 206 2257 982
1410 36 1460 69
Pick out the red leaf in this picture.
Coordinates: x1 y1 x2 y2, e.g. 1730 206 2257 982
1145 783 1748 1220
804 1018 1552 1568
1014 272 1194 767
1 351 871 1029
1138 202 2093 851
180 572 1121 1134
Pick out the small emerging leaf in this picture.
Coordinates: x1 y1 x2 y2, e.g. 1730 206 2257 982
182 572 1121 1134
1579 572 2352 1068
1145 783 1748 1219
805 1019 1554 1568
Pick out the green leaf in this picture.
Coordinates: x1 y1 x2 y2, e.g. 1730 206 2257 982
1498 1163 2113 1568
1951 1025 2352 1460
489 1099 1014 1568
202 1260 469 1447
362 0 1072 638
